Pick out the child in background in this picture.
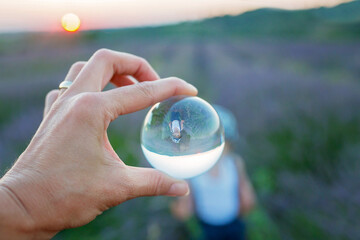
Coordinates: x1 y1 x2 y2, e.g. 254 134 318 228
171 105 256 240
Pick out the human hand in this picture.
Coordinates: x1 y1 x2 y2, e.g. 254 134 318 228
0 49 197 239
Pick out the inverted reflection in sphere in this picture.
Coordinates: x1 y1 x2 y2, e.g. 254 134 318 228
141 96 225 179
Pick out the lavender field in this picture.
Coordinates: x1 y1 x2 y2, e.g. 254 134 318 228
1 2 360 239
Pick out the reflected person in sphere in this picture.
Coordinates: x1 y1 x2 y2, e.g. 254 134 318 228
169 110 185 143
171 105 256 240
0 49 197 239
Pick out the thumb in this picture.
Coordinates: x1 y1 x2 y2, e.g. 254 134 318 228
124 166 189 199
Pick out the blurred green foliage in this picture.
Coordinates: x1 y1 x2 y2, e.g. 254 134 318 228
267 116 360 180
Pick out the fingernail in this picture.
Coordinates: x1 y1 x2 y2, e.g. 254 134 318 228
167 182 189 196
187 83 198 93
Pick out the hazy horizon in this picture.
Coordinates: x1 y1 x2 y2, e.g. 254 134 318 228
0 0 352 33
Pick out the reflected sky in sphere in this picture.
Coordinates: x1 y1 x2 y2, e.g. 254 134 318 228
141 96 225 179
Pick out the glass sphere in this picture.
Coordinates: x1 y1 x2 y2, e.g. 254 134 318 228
141 95 225 179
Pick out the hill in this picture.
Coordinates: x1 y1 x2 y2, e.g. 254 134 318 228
77 0 360 41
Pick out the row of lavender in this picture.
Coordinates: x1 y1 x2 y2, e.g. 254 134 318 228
0 34 359 239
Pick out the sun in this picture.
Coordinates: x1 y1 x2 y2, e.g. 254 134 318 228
61 13 81 32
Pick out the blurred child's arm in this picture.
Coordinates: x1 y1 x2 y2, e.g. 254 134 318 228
170 194 193 221
235 155 257 215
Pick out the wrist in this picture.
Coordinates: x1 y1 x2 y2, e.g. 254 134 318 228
0 182 35 239
0 170 56 239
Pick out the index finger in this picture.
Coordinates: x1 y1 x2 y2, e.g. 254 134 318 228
68 49 159 94
101 77 198 120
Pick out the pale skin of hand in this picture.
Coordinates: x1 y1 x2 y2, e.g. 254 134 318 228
0 49 198 239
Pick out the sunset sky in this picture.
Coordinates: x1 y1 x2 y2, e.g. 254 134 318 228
0 0 352 33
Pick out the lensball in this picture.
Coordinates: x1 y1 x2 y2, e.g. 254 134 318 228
141 95 225 179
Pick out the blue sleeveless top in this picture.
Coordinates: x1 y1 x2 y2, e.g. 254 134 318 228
190 155 240 225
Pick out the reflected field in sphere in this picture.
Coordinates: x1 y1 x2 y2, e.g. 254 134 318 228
141 95 225 179
142 142 225 179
